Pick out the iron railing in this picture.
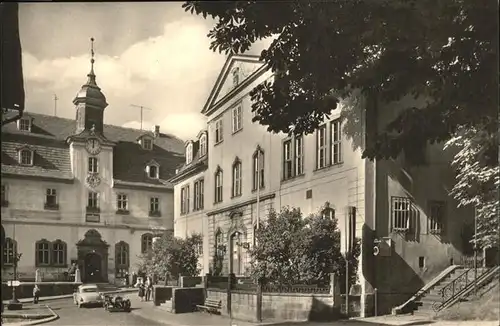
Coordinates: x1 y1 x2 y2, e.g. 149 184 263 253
432 267 489 312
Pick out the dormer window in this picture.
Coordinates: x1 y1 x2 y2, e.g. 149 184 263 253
199 134 207 157
186 143 193 165
18 117 32 132
146 161 160 179
18 148 34 166
142 137 153 150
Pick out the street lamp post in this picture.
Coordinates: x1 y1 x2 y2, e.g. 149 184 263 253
8 219 23 310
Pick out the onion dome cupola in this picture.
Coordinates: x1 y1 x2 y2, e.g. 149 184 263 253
73 37 108 135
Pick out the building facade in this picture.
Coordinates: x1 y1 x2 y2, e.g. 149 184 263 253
1 54 184 284
170 54 474 316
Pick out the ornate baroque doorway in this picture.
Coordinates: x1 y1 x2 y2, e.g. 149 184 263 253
76 229 109 283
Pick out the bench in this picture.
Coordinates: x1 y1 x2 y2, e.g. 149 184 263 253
196 298 222 314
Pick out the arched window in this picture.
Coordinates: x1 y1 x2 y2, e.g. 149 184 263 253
232 158 242 197
215 229 224 256
141 233 153 254
2 237 16 265
115 241 129 267
214 166 223 203
199 134 207 157
35 239 51 266
51 240 67 266
252 147 265 191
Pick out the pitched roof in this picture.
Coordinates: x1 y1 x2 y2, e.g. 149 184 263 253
169 137 208 184
1 112 185 187
201 54 264 115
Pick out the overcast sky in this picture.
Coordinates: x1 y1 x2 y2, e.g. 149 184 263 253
19 3 267 140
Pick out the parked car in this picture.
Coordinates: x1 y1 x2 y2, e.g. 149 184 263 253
73 284 103 308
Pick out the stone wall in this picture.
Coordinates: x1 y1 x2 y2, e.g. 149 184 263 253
261 293 336 322
172 287 204 313
231 291 258 322
206 289 228 315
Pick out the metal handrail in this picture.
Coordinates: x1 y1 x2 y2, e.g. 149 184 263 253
432 267 489 311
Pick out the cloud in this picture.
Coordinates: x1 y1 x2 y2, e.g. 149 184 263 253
22 15 224 140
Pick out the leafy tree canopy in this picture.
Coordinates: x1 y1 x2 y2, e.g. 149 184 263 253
183 0 498 162
138 232 201 283
249 206 360 288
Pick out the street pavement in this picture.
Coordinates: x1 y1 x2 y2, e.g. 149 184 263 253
44 298 163 326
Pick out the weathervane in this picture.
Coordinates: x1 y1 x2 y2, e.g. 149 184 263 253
90 37 95 73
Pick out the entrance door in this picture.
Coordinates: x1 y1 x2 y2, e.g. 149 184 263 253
84 252 102 283
231 232 241 276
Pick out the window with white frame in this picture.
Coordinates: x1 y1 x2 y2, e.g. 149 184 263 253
252 148 265 191
117 194 128 211
181 185 190 215
316 124 327 169
194 179 204 211
88 191 99 208
215 119 223 143
88 157 98 173
392 196 412 231
331 119 342 164
45 188 57 208
232 104 242 133
429 200 445 233
186 143 193 164
199 134 207 157
283 140 293 180
150 197 160 213
295 136 304 176
214 168 223 203
2 238 16 265
35 240 50 266
147 164 159 179
51 240 66 266
232 159 242 197
142 137 153 150
18 118 31 131
19 149 33 166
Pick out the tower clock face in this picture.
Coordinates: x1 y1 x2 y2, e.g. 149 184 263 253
85 138 101 155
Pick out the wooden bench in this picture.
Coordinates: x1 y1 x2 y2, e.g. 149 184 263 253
196 298 222 314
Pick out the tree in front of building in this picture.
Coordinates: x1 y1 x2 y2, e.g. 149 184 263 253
445 126 499 248
137 232 201 285
249 206 360 289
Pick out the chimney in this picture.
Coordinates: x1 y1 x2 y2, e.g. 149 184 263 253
153 125 160 138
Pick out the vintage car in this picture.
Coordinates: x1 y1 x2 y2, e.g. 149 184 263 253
73 284 104 308
103 294 131 312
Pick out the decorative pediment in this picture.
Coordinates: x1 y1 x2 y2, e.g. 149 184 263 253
16 144 34 152
201 54 264 115
146 159 160 167
77 229 109 248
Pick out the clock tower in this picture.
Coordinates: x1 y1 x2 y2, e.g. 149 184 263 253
73 37 108 135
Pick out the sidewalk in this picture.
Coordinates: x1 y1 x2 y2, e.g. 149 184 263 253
125 294 499 326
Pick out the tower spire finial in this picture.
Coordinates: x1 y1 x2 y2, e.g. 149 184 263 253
87 37 97 86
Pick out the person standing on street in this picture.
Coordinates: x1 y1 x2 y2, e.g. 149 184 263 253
137 279 145 301
145 276 153 301
33 285 40 304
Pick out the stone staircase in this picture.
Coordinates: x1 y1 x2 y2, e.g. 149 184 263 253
413 267 489 316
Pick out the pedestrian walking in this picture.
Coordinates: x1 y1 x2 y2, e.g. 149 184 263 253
33 284 40 304
125 271 130 287
145 276 153 301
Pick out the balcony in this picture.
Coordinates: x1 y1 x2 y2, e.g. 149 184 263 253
44 203 59 210
149 210 161 218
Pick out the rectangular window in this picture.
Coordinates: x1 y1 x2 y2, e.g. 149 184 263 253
253 150 265 190
429 201 445 233
215 171 223 203
331 119 342 164
194 179 204 210
20 150 33 165
215 119 223 143
150 197 160 213
283 140 293 180
52 242 65 265
19 118 31 131
88 157 99 173
37 242 50 266
295 136 304 176
117 194 128 210
88 192 99 208
143 138 153 150
392 196 412 231
45 188 57 208
232 162 242 197
232 104 242 133
180 186 190 214
316 125 327 169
